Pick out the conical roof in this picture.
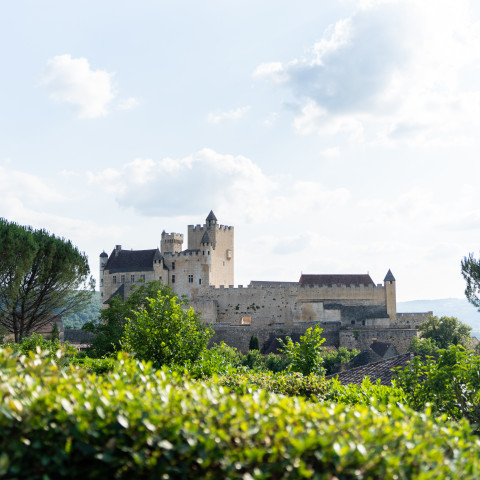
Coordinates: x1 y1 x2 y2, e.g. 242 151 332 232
201 231 211 244
100 251 108 258
206 210 217 222
384 269 395 282
348 349 382 368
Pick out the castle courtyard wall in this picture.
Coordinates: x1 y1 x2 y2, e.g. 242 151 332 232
339 328 419 354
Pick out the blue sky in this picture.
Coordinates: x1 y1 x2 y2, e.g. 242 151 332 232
1 0 480 301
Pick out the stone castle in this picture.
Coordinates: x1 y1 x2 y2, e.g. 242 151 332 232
100 211 430 353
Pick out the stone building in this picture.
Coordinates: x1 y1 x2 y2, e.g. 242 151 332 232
100 211 430 353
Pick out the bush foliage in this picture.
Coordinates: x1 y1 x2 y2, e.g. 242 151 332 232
2 348 480 479
121 289 213 367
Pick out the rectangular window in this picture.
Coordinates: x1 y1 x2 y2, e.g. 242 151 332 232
172 274 175 283
159 276 162 281
100 278 104 286
188 274 193 283
113 276 117 284
199 278 202 285
131 275 135 283
140 274 145 282
172 262 175 270
121 275 125 283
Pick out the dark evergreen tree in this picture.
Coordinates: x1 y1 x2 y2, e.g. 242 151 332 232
249 334 259 351
0 218 94 342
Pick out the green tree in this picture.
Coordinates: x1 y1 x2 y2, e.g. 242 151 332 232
249 334 259 351
395 346 480 428
461 252 480 309
121 289 213 367
83 281 170 358
407 336 439 356
322 347 359 375
0 218 94 342
417 315 472 349
278 325 326 376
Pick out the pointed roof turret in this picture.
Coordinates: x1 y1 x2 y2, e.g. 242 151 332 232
201 231 211 244
384 269 395 282
100 251 108 258
206 210 217 222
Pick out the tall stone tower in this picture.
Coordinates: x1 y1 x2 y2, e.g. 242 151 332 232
161 231 184 254
384 269 396 323
99 251 108 300
187 210 234 287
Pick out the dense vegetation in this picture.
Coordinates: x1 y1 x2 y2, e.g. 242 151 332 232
0 218 95 341
2 347 480 479
3 278 480 478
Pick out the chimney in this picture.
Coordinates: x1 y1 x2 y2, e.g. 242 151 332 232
115 245 122 257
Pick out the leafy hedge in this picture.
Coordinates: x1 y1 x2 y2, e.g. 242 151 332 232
1 348 480 479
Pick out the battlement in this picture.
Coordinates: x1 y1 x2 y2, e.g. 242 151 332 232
189 224 233 232
161 232 184 240
164 249 201 258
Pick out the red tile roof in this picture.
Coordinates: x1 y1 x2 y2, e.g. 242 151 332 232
299 274 375 287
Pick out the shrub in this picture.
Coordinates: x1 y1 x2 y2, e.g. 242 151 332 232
395 345 480 428
241 349 266 371
278 325 325 376
185 342 242 378
248 334 259 351
121 290 213 367
1 347 480 479
265 352 291 373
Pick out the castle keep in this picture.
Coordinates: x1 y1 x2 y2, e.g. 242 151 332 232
100 211 429 353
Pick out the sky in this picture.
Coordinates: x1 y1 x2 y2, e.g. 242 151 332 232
1 0 480 302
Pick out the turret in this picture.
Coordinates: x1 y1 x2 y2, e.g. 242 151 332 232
206 210 217 228
99 251 108 299
161 231 184 254
384 269 396 323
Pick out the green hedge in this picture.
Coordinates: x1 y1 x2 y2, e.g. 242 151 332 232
1 348 480 479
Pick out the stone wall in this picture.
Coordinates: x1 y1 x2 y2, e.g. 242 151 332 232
394 312 432 328
210 322 341 354
339 328 418 354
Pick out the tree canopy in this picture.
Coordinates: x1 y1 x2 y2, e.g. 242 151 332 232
461 252 480 310
121 288 213 367
416 315 472 350
0 218 94 342
83 281 172 358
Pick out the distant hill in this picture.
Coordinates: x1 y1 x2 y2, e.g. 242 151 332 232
397 298 480 337
63 292 101 329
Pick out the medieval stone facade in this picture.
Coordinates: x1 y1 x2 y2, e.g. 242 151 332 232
100 211 430 353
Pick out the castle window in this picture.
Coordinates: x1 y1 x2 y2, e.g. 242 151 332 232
172 274 175 283
199 278 202 285
207 251 210 255
351 320 355 325
188 274 193 283
131 274 135 283
140 274 145 282
101 292 104 297
159 276 162 281
100 278 104 286
172 262 175 270
121 275 125 283
113 276 117 284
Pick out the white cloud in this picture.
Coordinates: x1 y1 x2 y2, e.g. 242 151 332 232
255 0 480 146
87 148 349 221
207 106 251 124
118 97 139 110
41 54 115 118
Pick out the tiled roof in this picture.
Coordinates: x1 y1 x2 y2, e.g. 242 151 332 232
370 341 395 358
105 249 160 273
206 210 217 222
384 269 396 282
326 352 417 386
299 274 375 287
348 349 382 368
201 231 211 244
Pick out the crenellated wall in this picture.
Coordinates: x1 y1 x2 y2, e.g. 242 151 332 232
339 328 419 354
